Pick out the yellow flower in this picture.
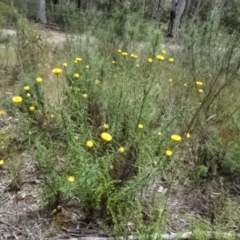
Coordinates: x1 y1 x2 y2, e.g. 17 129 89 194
121 52 128 57
156 55 164 61
184 83 187 87
74 60 78 63
86 140 94 148
85 65 90 69
136 64 139 67
50 114 54 118
148 58 153 63
95 79 100 84
0 109 5 115
130 53 137 59
169 78 173 82
186 133 191 139
101 132 112 142
110 164 114 170
74 73 80 79
117 49 122 53
36 77 43 83
196 81 203 86
162 50 166 55
63 62 67 67
23 86 30 91
198 89 203 93
118 147 125 153
52 68 62 75
68 176 75 182
29 106 35 111
166 150 173 156
158 131 162 136
75 57 82 62
112 60 116 64
12 96 23 104
82 93 88 98
29 131 32 135
138 124 144 129
169 58 174 63
103 123 109 129
171 134 182 142
26 93 31 97
0 160 4 166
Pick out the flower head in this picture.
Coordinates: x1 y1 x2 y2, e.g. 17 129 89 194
101 132 112 142
112 60 116 64
12 96 23 104
85 65 90 69
166 150 173 156
68 176 75 182
36 77 43 83
138 124 144 129
86 140 94 148
50 114 54 118
0 160 4 166
169 58 174 63
171 134 182 142
0 109 5 115
29 106 35 111
103 123 109 129
186 133 191 139
169 78 173 82
26 93 31 97
196 81 203 86
52 68 62 75
158 131 162 136
156 55 164 61
74 73 80 79
117 49 122 53
148 58 153 63
184 83 187 87
75 57 82 62
162 50 166 55
82 93 88 98
121 52 128 57
130 53 137 59
118 147 125 153
95 79 100 84
63 62 67 67
198 89 203 93
136 64 139 67
23 86 30 91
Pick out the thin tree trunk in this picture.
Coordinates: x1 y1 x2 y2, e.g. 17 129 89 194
37 0 47 24
167 0 186 38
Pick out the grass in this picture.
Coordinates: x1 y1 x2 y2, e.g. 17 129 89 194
1 3 240 239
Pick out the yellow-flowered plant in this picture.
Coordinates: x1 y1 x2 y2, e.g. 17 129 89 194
52 68 62 75
169 58 174 63
121 52 128 57
138 124 144 129
68 176 75 182
26 93 31 97
118 147 125 153
0 160 4 166
196 81 203 86
162 50 166 55
130 53 137 59
86 140 94 148
74 73 80 79
75 57 82 62
156 55 164 61
117 49 122 53
63 62 67 67
103 123 109 129
101 132 112 142
23 86 30 91
148 58 153 63
171 134 182 142
85 65 90 69
29 106 35 111
166 150 173 156
198 89 203 93
36 77 43 83
82 93 88 98
0 109 5 115
12 96 23 104
95 79 100 84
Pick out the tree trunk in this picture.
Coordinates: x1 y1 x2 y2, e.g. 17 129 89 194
167 0 186 38
37 0 47 24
